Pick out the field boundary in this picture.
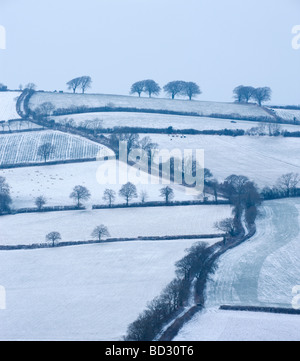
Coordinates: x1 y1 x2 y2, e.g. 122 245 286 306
0 234 225 251
220 305 300 315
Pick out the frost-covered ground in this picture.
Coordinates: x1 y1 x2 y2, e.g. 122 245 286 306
0 130 110 165
174 309 300 341
270 108 300 122
149 134 300 187
0 239 222 341
53 112 300 132
29 92 272 118
1 160 201 209
0 205 230 245
175 199 300 341
0 92 21 121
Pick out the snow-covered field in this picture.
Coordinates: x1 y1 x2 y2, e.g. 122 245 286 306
270 108 300 122
53 112 300 132
0 92 21 121
174 309 300 341
149 134 300 187
1 159 202 209
0 130 110 165
0 238 222 341
29 92 272 119
175 199 300 341
0 205 230 245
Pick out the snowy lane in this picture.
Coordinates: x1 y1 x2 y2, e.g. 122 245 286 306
206 199 300 308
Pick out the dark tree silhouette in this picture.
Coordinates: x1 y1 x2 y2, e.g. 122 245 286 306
163 81 186 100
252 87 272 106
233 85 255 103
119 182 138 206
143 80 161 98
130 81 145 97
182 82 201 100
70 185 91 208
80 76 92 94
46 232 61 247
35 196 47 210
37 143 55 163
91 225 110 241
0 176 12 213
160 186 174 204
67 77 83 93
103 189 116 207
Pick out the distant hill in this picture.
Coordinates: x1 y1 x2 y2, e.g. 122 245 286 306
28 92 273 120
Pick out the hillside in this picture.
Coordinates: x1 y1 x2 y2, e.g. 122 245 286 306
0 130 111 166
29 92 273 119
175 199 300 341
0 239 207 341
53 111 300 132
0 91 21 121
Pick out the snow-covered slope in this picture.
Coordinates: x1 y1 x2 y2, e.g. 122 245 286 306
29 92 272 119
0 130 110 165
53 112 300 132
0 205 230 245
149 134 300 187
0 239 219 341
175 199 300 341
0 92 21 121
270 108 300 122
174 309 300 341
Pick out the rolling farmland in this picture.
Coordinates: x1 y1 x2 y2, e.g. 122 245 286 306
53 111 300 132
270 108 300 122
0 92 21 121
29 92 273 119
0 130 110 165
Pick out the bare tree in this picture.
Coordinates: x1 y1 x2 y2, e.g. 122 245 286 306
210 178 219 204
35 102 55 117
181 82 201 100
268 123 281 136
139 136 158 157
80 76 92 94
70 185 91 208
25 83 37 90
143 80 161 98
37 143 55 163
66 77 82 93
140 190 148 203
215 218 235 236
119 182 138 206
163 81 185 100
276 173 300 197
0 176 12 213
233 85 255 103
35 196 47 210
253 87 272 106
130 81 145 97
160 186 174 204
109 133 140 160
91 225 110 241
46 232 61 247
103 188 116 207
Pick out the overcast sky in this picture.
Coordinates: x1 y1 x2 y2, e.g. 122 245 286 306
0 0 299 104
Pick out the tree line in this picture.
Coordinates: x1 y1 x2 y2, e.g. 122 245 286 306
125 241 215 341
130 80 202 100
233 85 272 106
